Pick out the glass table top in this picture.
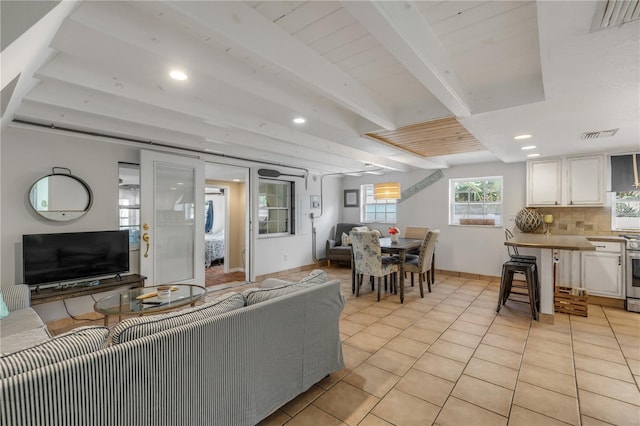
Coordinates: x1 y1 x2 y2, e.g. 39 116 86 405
94 284 206 316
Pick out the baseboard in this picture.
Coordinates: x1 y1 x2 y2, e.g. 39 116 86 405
588 295 625 309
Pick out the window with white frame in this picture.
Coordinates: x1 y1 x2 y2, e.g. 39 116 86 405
612 191 640 230
360 184 397 223
449 177 503 226
258 179 295 236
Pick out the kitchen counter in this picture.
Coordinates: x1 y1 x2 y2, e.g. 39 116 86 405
505 234 596 324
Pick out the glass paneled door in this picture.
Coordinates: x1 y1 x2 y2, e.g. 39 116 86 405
140 151 204 286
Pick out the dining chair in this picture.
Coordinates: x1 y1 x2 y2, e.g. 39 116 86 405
350 230 400 301
404 226 429 286
404 230 439 297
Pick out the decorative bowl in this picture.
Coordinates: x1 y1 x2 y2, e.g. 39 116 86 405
515 208 543 233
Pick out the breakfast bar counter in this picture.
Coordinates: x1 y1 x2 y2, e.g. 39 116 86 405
505 234 595 323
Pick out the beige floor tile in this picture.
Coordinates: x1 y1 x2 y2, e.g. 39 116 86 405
340 320 367 337
393 307 427 321
413 352 466 382
612 324 640 337
384 335 430 358
258 409 291 426
347 313 381 326
576 370 640 406
342 363 401 398
578 389 640 426
448 319 489 336
371 389 440 426
433 302 467 315
313 382 379 425
357 414 393 426
522 348 574 376
621 343 640 361
513 382 580 426
580 415 617 426
436 396 508 425
285 405 346 426
423 310 459 324
488 323 530 340
458 311 495 326
281 385 326 417
475 343 523 370
573 341 627 365
482 332 527 354
361 323 403 340
395 368 455 407
525 336 573 359
366 347 417 376
493 314 531 330
403 300 435 314
464 357 518 390
439 329 482 348
571 321 615 337
400 325 442 344
617 333 640 350
508 405 573 426
341 343 372 370
317 368 350 390
517 363 577 397
359 305 395 318
627 357 640 376
527 326 572 344
428 339 475 363
411 317 451 333
440 298 472 309
378 314 415 330
451 374 513 416
571 330 619 349
345 332 389 353
466 305 499 317
574 353 635 383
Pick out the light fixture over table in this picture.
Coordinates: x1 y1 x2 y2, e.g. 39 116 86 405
374 182 401 200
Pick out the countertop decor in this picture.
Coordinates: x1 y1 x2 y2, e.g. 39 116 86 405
515 207 543 232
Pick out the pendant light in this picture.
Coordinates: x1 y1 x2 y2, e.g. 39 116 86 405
373 182 401 200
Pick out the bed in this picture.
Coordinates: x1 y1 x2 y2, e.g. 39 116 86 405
205 230 225 267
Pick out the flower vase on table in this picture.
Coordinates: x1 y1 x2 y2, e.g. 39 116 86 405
388 226 400 244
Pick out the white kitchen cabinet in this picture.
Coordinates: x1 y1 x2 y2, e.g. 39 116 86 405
527 154 605 207
581 242 624 299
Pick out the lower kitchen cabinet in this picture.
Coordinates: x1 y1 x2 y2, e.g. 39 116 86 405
581 243 624 299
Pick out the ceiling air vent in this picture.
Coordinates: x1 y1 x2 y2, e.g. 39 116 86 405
581 128 619 139
591 0 640 32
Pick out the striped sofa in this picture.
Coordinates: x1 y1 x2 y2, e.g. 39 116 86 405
0 285 51 354
0 279 345 426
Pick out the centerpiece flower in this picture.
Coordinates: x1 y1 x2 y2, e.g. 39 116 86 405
388 226 400 243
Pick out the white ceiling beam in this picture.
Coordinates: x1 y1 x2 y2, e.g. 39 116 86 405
342 1 471 118
161 0 397 130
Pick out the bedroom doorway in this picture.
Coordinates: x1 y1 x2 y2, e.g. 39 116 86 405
204 162 249 288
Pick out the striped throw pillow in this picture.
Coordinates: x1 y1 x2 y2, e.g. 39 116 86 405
244 269 328 305
111 292 244 345
0 326 109 379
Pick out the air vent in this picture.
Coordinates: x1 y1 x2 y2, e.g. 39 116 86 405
581 128 619 139
591 0 640 32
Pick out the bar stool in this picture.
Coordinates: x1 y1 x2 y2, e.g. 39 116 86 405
497 260 540 320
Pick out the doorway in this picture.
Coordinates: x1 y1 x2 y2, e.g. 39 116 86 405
204 162 249 287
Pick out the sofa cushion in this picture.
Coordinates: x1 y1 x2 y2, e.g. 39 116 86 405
246 269 329 305
0 307 47 339
111 292 244 345
0 326 109 379
1 327 51 355
297 269 328 286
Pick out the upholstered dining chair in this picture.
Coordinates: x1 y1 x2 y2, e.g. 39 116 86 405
350 230 400 301
404 230 440 297
404 226 429 285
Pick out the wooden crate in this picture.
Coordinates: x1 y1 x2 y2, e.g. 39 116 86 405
555 286 588 317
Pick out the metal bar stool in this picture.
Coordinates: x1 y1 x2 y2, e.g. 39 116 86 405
497 260 540 320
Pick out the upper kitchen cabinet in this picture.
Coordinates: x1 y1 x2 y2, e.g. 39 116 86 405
527 154 605 207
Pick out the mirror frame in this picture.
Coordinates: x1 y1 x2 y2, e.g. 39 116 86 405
28 172 93 221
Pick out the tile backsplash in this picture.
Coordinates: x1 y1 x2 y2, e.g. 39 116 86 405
523 206 634 236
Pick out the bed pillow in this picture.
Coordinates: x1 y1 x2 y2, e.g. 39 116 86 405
0 326 109 379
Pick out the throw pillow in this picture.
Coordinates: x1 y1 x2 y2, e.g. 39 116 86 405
111 292 245 345
0 292 8 320
341 232 351 247
297 269 328 286
0 326 109 379
260 278 294 288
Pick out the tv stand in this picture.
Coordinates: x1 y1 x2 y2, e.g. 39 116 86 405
30 274 146 306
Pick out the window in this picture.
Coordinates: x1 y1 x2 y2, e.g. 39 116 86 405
258 180 295 236
450 177 502 226
612 191 640 230
118 163 140 247
360 184 396 223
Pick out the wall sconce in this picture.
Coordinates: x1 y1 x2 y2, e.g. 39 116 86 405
374 182 401 200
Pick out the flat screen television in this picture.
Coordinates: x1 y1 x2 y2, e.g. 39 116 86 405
23 230 129 286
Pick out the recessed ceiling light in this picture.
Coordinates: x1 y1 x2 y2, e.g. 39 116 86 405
169 70 188 81
521 145 536 150
293 117 306 124
527 153 541 158
514 134 532 140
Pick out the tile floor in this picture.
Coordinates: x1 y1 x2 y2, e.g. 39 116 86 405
45 266 640 425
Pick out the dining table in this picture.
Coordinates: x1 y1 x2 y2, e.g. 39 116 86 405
351 237 424 304
504 233 595 323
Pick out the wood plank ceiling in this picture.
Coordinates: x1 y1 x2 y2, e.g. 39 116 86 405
365 117 486 158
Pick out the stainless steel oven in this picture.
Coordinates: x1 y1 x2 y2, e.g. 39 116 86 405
621 235 640 312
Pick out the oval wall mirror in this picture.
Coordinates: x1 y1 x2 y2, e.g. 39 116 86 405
29 168 93 221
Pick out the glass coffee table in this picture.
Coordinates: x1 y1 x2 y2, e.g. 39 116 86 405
94 284 206 326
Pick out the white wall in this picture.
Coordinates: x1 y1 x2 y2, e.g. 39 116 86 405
1 126 140 285
343 162 527 277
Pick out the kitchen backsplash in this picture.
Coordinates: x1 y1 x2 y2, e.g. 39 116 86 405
527 206 638 236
